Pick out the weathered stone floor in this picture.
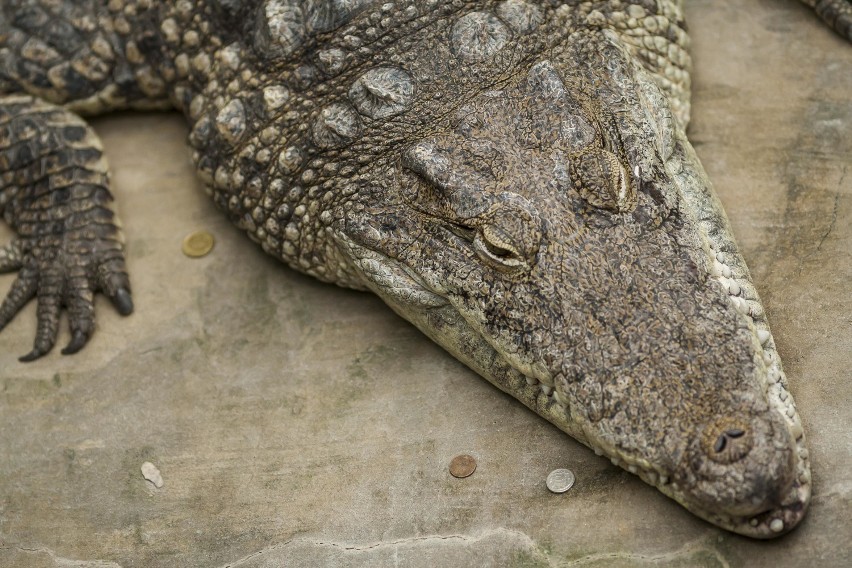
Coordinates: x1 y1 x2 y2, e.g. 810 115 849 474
1 1 850 566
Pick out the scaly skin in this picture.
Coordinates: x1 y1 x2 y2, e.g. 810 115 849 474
2 0 844 537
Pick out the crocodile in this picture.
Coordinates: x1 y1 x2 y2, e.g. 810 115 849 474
1 0 847 539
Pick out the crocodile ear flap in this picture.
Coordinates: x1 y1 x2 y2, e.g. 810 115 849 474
570 148 638 213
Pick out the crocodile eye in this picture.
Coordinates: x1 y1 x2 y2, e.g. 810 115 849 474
569 148 637 213
474 226 525 269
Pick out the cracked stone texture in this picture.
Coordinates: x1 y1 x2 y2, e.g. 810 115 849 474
1 1 850 566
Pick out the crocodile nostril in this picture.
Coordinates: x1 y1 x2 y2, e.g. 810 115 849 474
714 428 746 453
704 423 753 463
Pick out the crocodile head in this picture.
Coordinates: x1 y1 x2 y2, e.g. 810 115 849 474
334 33 810 538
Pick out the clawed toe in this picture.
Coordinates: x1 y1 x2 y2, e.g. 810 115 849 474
111 287 134 316
61 330 89 355
19 348 46 363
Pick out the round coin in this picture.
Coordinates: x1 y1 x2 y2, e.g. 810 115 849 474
546 468 575 493
449 454 477 478
182 230 215 258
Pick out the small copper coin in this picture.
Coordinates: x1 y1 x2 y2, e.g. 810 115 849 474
449 454 477 478
182 230 215 258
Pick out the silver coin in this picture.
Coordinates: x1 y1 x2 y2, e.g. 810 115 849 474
546 468 576 493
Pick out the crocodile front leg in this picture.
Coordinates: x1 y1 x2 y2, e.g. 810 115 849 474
0 95 132 360
0 0 176 359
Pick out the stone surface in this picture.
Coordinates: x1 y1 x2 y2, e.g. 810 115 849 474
1 1 850 566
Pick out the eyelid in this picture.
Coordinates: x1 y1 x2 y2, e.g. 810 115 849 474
474 236 526 269
441 221 476 243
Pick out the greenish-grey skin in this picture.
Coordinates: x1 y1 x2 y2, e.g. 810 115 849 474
2 0 847 538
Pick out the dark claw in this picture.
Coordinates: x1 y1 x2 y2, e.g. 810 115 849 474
112 288 134 316
19 348 48 362
61 330 89 355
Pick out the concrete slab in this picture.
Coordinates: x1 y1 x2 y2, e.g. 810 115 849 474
1 1 850 566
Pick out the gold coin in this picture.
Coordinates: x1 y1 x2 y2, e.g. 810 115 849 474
182 230 215 258
449 454 477 478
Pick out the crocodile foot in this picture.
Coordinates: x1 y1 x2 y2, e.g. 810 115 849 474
0 95 132 361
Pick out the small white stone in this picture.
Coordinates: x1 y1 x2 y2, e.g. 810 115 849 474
757 329 771 345
141 461 164 488
769 519 784 533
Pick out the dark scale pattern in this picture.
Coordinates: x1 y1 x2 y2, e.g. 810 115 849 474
0 0 172 112
0 0 843 539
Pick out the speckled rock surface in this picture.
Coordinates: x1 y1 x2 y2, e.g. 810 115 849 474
1 1 850 566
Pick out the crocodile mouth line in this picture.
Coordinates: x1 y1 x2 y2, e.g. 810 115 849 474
335 231 810 538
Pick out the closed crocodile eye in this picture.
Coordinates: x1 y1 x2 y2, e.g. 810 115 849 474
474 226 525 269
482 239 513 258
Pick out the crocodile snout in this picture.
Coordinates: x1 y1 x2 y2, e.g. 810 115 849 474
683 412 797 517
